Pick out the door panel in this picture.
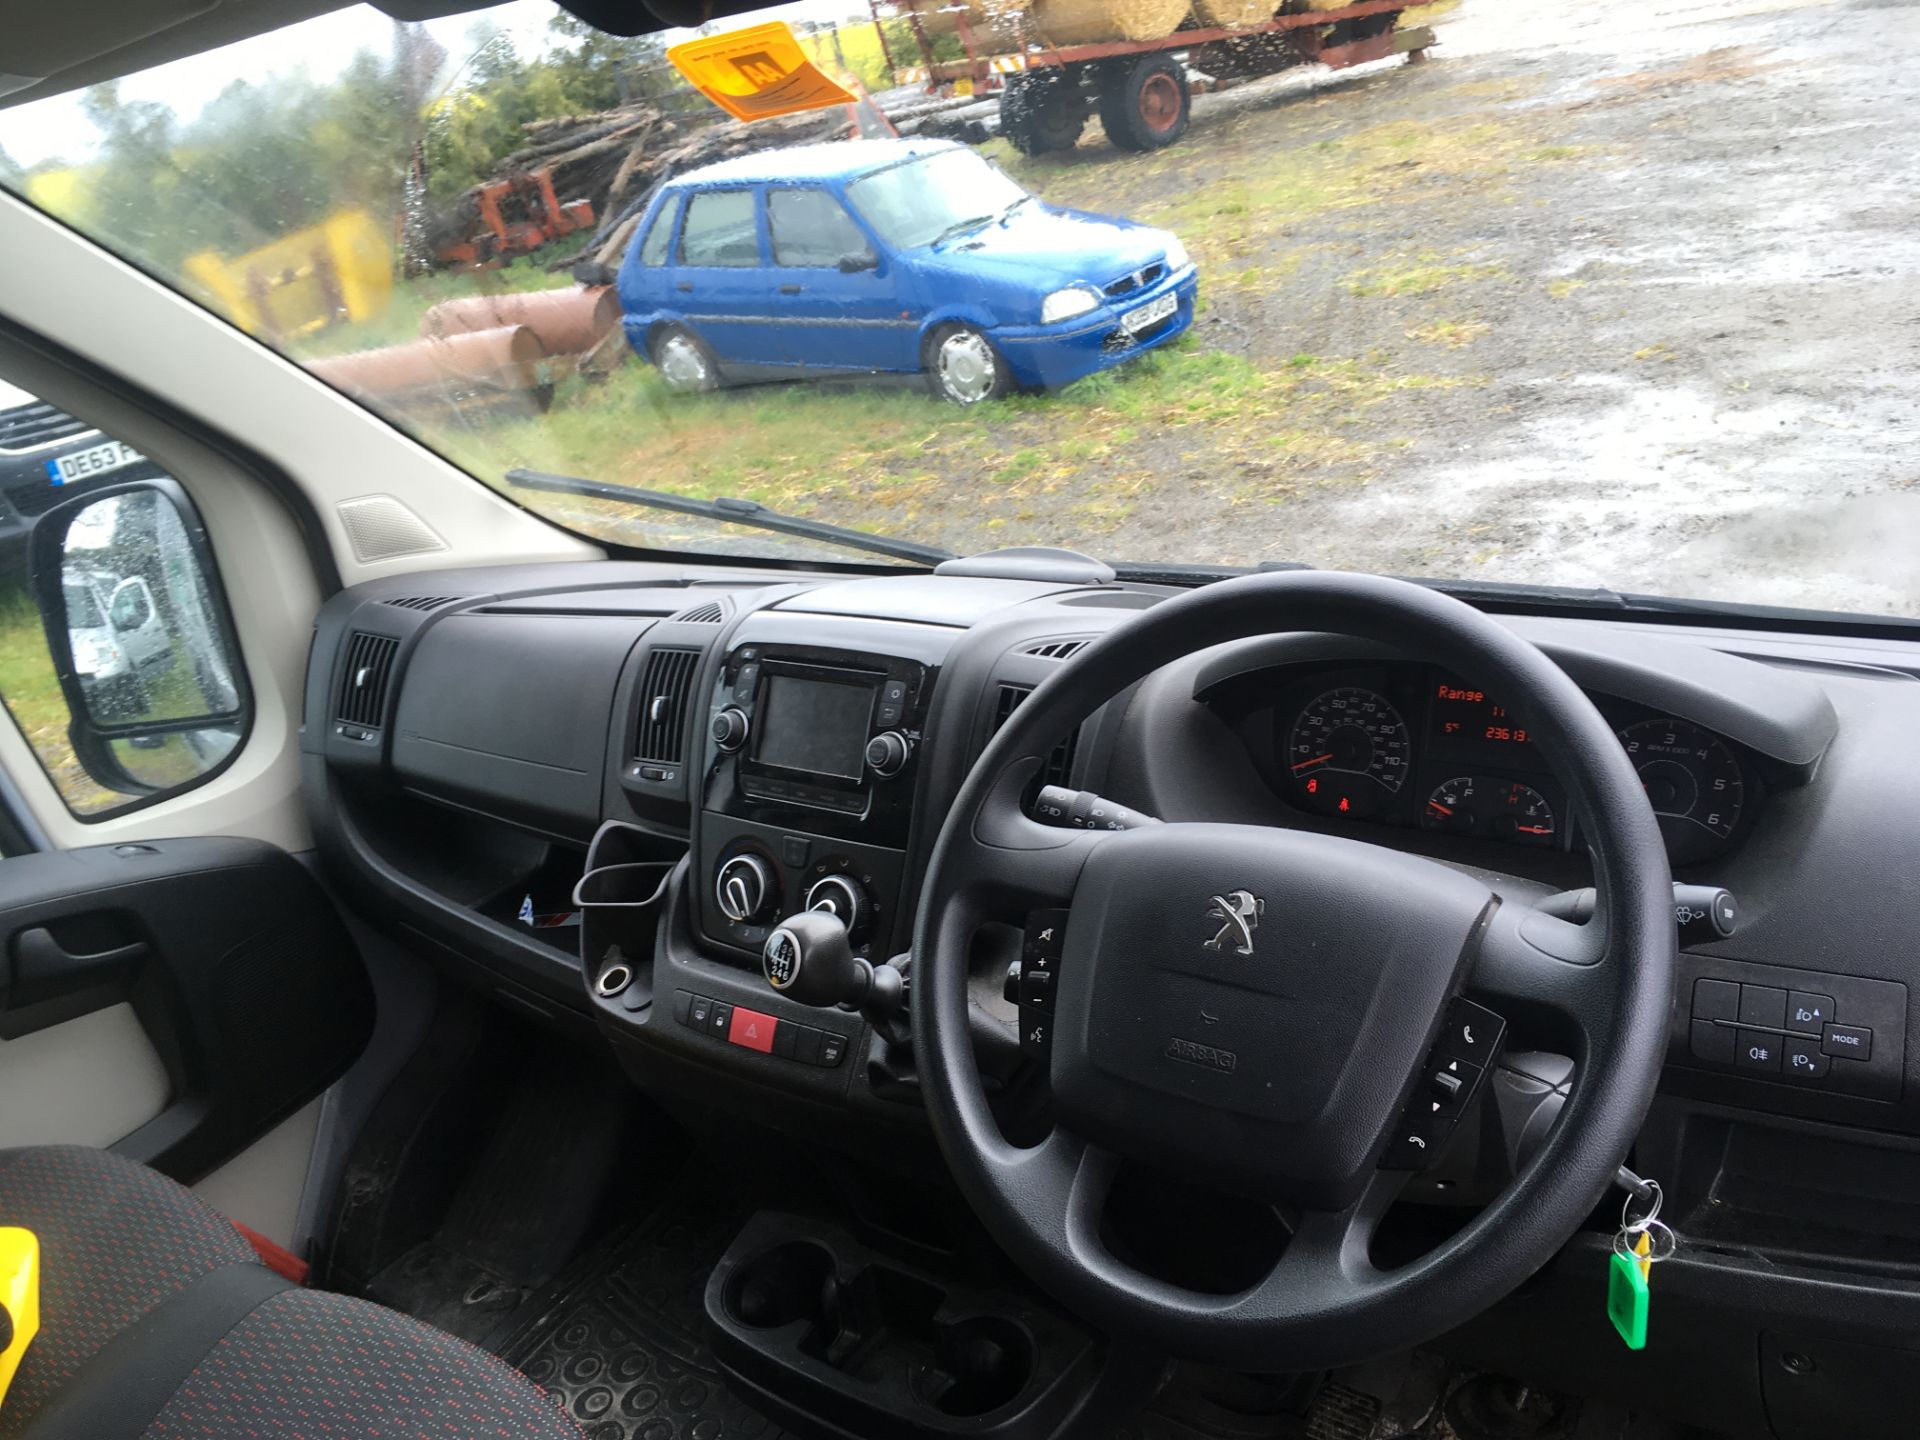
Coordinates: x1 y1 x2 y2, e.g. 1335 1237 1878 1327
765 187 918 372
670 188 773 364
0 1002 169 1149
0 836 372 1181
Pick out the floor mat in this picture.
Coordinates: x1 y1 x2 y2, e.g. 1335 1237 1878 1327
500 1176 800 1440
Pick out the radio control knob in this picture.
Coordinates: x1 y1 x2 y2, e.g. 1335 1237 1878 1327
711 707 749 753
805 874 868 938
715 853 775 924
865 730 911 777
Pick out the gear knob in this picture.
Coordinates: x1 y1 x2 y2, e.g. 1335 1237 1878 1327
763 909 867 1008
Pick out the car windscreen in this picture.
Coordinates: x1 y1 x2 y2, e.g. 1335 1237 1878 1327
845 150 1027 250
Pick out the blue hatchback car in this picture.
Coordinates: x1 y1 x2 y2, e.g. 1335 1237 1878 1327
616 138 1197 405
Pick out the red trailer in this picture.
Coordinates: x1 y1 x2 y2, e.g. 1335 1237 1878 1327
872 1 1438 155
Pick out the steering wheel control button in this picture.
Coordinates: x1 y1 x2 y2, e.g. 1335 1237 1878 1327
1737 984 1787 1030
727 1006 777 1054
1822 1024 1872 1060
1691 978 1740 1024
1782 1036 1829 1079
1690 1020 1737 1065
1735 1030 1782 1073
1023 910 1068 965
1788 992 1834 1031
1435 998 1505 1065
1382 1114 1452 1171
1020 1015 1052 1056
1020 969 1055 1011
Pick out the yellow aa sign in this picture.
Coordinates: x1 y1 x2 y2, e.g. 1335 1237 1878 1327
668 21 857 123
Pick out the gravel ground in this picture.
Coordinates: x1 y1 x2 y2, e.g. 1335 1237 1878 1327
933 0 1920 615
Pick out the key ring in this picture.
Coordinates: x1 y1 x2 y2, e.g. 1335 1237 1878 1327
1612 1217 1677 1265
1619 1178 1662 1234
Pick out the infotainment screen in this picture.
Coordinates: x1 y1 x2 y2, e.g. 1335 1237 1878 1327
753 674 875 779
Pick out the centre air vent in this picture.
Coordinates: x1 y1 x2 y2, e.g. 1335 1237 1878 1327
993 683 1080 788
635 647 701 762
336 632 400 731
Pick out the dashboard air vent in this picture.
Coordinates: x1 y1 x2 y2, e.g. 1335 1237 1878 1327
336 632 400 730
993 683 1080 788
635 647 701 763
383 595 464 612
672 601 727 624
1022 637 1091 661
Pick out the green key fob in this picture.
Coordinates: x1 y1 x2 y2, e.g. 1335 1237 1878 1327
1607 1247 1649 1350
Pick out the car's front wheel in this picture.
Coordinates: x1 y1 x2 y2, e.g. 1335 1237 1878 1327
925 324 1013 406
651 325 721 395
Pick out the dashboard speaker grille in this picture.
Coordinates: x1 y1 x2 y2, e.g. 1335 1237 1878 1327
672 601 726 624
994 684 1080 788
383 595 465 612
337 632 400 730
636 647 700 762
336 495 448 564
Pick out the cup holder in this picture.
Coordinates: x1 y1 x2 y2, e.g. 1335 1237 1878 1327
931 1315 1034 1418
729 1241 838 1331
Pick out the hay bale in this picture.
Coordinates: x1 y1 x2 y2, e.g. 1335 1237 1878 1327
1033 0 1191 43
1195 0 1278 24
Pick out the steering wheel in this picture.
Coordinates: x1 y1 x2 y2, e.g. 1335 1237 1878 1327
912 571 1675 1371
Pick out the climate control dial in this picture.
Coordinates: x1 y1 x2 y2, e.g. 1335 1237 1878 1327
805 874 868 938
715 853 777 925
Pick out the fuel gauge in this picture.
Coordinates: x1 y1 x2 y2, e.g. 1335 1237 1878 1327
1422 777 1558 847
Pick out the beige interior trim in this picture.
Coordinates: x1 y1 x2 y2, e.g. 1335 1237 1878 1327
0 1003 170 1150
0 192 599 588
192 1096 324 1247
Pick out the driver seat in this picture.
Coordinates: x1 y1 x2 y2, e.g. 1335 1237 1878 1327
0 1146 581 1439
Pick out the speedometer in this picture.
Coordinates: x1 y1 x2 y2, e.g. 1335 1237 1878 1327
1618 718 1745 860
1286 687 1410 817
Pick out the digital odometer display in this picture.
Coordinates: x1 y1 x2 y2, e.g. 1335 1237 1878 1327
1429 679 1534 758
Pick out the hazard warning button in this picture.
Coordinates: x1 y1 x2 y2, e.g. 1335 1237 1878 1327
727 1006 778 1055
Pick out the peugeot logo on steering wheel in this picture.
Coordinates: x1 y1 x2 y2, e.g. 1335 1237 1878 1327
1203 890 1265 956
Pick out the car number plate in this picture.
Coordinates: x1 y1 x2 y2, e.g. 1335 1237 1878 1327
45 441 143 486
1121 291 1178 336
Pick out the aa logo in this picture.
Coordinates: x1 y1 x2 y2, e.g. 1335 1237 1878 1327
730 52 787 88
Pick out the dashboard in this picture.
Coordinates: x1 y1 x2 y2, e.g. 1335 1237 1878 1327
296 555 1920 1440
1235 660 1759 865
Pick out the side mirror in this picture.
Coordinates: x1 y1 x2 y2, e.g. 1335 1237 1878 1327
29 478 247 795
837 252 880 274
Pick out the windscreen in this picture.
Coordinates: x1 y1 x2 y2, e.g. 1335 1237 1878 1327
0 0 1911 617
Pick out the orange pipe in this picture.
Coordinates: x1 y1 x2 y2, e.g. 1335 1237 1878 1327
306 325 549 405
419 287 620 354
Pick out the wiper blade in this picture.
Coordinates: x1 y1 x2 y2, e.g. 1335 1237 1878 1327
928 213 995 247
506 469 955 567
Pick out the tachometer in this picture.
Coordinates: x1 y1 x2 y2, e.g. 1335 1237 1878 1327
1422 776 1558 846
1286 687 1410 817
1617 719 1744 856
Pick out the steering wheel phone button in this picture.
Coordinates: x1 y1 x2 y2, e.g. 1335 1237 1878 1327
1691 978 1740 1023
1788 992 1834 1031
1737 984 1787 1030
1735 1030 1782 1073
1782 1036 1829 1078
1383 1115 1451 1170
1436 998 1504 1063
1822 1024 1872 1060
1689 1020 1737 1065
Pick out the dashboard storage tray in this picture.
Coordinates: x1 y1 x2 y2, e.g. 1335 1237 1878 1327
578 821 687 1015
705 1212 1098 1440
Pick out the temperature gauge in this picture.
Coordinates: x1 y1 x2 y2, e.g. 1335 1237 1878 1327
1422 777 1558 847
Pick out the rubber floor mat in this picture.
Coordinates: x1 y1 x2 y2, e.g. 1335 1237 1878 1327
500 1179 798 1440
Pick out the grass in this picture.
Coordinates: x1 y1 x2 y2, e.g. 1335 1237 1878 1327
1343 254 1505 297
1406 317 1490 348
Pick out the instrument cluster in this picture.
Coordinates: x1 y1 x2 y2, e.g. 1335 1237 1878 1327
1266 663 1754 865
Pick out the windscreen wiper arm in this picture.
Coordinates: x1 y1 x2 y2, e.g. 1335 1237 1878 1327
506 468 955 567
928 214 996 247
